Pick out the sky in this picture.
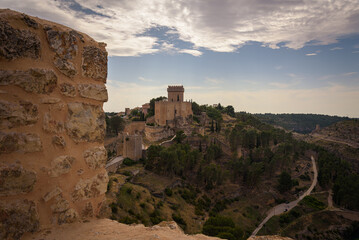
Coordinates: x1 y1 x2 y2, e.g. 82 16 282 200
2 0 359 117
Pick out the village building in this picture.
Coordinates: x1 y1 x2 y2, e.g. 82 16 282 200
155 85 193 126
142 103 150 115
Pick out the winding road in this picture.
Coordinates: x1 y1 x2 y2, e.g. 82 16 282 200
251 156 318 237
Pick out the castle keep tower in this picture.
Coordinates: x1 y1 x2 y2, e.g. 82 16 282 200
168 85 184 102
155 85 192 126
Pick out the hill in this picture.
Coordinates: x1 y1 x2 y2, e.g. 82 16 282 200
254 113 350 134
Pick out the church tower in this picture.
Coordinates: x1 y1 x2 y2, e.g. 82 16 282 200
167 85 184 102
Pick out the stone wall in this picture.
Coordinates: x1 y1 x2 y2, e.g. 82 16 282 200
123 134 142 160
0 9 108 239
123 121 146 135
155 101 192 126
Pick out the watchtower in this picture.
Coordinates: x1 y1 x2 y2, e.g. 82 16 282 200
167 85 184 102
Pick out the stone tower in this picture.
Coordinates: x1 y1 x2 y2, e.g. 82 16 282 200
167 85 184 102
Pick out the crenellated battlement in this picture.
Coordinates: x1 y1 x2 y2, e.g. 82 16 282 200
167 85 184 92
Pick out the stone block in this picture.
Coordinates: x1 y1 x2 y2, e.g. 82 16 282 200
81 202 94 218
58 208 78 224
44 26 79 78
0 163 36 196
0 100 38 129
44 26 78 59
59 83 76 97
66 103 105 143
78 84 108 102
52 135 66 148
51 195 70 213
0 69 57 94
0 199 39 240
82 46 107 82
0 20 40 60
49 155 75 177
43 112 64 133
54 56 77 78
0 132 42 153
72 172 108 202
43 186 62 202
83 146 107 169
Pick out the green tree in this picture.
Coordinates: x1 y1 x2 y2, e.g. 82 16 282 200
278 171 292 193
109 116 125 135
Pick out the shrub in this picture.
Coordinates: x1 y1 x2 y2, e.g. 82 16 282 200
123 158 135 166
164 188 173 196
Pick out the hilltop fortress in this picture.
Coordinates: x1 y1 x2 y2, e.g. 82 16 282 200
155 85 193 126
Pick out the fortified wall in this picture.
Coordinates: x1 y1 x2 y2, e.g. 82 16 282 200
0 9 109 239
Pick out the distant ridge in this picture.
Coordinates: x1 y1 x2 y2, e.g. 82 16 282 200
254 113 350 134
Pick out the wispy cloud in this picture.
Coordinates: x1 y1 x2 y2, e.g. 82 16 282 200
275 65 283 70
179 49 202 56
330 47 343 50
353 51 359 54
306 53 317 56
269 80 300 89
3 0 359 56
138 76 153 82
205 77 224 85
343 72 358 76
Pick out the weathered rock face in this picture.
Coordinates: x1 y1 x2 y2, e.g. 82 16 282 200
0 163 36 196
0 199 39 240
0 132 42 153
0 69 57 94
45 26 79 78
82 46 107 82
0 9 108 239
0 100 38 129
72 172 109 201
0 19 40 60
66 102 105 143
78 84 108 101
83 146 107 169
49 155 75 177
60 82 77 97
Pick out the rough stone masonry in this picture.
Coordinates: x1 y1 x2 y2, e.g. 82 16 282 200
0 9 109 239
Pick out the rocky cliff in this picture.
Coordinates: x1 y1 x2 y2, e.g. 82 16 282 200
0 9 108 239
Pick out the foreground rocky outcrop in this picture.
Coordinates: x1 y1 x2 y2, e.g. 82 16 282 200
0 9 108 239
22 219 220 240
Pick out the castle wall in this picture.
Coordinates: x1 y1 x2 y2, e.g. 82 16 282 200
123 121 146 135
0 10 108 239
154 101 192 126
123 134 142 160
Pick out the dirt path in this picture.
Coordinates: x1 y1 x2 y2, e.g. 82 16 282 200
311 133 359 148
160 134 176 146
251 156 318 237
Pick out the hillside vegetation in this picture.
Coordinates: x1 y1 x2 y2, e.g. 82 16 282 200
105 109 359 240
254 113 350 133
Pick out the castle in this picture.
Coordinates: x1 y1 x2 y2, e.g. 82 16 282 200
155 85 193 126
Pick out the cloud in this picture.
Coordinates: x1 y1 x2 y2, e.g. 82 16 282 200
343 72 358 76
138 76 153 82
269 80 300 89
306 53 317 56
2 0 359 56
353 51 359 54
205 78 223 85
275 65 283 70
330 47 343 50
179 49 202 56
